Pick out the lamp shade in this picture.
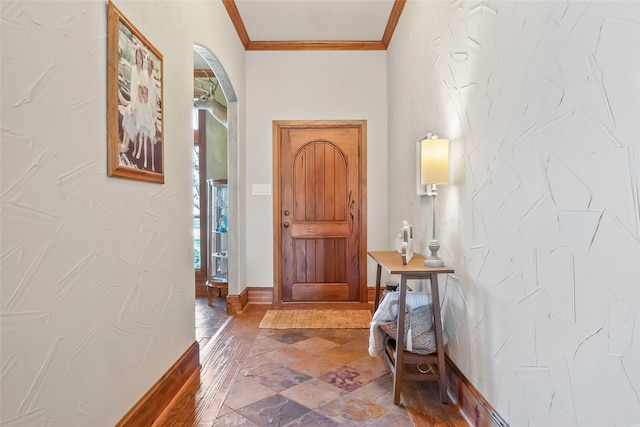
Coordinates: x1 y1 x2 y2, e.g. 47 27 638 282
421 137 449 185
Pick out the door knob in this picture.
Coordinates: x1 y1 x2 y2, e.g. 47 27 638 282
283 222 290 228
284 210 290 216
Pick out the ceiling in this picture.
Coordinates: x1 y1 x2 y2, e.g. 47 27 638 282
194 1 405 85
223 0 406 51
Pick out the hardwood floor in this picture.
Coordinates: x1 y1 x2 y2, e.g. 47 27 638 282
153 296 469 426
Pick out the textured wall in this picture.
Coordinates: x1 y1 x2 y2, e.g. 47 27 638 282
0 1 245 425
388 1 640 426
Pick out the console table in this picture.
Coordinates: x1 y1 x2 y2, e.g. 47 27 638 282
368 251 454 405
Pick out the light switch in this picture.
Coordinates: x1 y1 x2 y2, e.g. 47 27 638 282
252 184 271 195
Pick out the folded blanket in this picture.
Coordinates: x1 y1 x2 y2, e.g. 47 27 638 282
369 291 431 356
378 304 447 355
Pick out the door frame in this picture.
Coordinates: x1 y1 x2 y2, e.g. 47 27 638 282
272 120 368 305
194 109 209 284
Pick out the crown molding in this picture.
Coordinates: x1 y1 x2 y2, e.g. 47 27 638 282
223 0 406 51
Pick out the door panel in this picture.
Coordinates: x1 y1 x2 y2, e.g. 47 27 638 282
293 238 347 284
275 121 366 303
293 142 347 222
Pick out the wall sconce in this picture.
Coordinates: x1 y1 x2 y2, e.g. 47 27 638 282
417 134 449 267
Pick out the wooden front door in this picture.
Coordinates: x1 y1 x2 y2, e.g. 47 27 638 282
274 121 367 303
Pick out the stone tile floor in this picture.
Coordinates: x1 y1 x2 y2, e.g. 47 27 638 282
191 296 466 426
213 327 413 426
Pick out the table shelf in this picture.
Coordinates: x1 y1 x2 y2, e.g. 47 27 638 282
368 251 454 405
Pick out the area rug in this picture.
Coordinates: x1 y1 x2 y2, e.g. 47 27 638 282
259 309 372 329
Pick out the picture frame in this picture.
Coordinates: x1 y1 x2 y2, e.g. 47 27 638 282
107 1 164 183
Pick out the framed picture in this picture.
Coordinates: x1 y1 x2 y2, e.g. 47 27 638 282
107 1 164 183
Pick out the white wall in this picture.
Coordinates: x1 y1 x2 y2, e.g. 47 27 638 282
388 1 640 426
0 1 245 425
245 51 388 289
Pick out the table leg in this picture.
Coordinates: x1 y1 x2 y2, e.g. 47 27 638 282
393 274 407 405
206 285 214 306
374 263 382 311
430 273 448 403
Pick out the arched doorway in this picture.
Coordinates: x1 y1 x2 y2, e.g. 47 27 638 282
192 45 238 312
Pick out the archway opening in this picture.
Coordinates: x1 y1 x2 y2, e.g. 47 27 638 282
192 45 238 325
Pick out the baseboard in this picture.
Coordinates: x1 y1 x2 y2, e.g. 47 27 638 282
227 287 376 314
116 341 200 427
368 286 377 303
247 287 274 303
226 287 249 314
226 287 273 314
446 356 509 427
